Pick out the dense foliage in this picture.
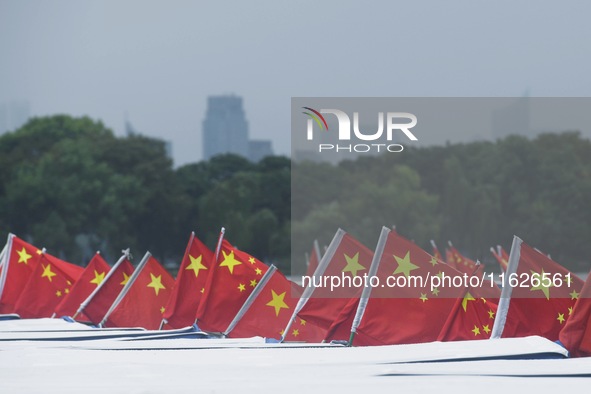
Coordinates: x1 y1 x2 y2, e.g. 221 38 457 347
1 115 589 272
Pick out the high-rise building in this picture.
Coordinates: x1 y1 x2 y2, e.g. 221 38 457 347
202 95 273 161
202 95 249 160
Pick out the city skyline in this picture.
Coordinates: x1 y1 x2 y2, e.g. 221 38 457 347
1 1 591 166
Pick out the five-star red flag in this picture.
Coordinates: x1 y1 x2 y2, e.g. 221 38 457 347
83 257 134 325
437 286 501 341
448 244 479 276
0 234 44 313
104 255 174 329
501 241 584 341
324 230 465 346
54 252 111 320
13 253 83 318
195 239 269 333
296 232 374 333
163 232 214 328
559 270 591 357
229 270 325 342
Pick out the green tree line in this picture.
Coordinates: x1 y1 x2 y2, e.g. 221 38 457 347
293 132 591 272
1 115 589 273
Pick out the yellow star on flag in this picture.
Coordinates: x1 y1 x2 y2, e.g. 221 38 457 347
266 290 290 317
220 250 242 274
300 319 306 326
237 283 246 292
342 252 366 277
147 273 166 296
200 287 205 294
568 306 573 316
185 254 207 278
419 293 428 302
255 268 262 276
16 247 32 264
250 279 258 287
429 256 438 267
483 325 491 334
292 329 299 337
530 269 553 300
160 306 166 314
557 313 565 324
56 290 62 297
41 264 57 282
65 288 69 294
471 325 481 336
393 251 420 278
488 309 495 319
570 290 580 300
461 292 476 312
432 287 440 296
249 257 256 264
120 272 130 286
90 270 106 285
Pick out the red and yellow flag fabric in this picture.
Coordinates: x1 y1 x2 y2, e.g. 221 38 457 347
491 246 509 272
54 252 110 320
448 244 479 276
559 270 591 357
325 231 465 346
13 253 83 318
83 258 134 325
229 270 325 342
195 240 269 333
104 256 174 329
0 235 44 313
163 233 214 328
297 232 374 333
502 241 583 341
305 242 320 278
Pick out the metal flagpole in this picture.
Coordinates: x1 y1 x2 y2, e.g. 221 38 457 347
99 251 151 327
0 242 7 270
490 235 522 339
223 265 277 337
0 233 15 303
73 249 131 320
348 226 390 346
280 228 346 343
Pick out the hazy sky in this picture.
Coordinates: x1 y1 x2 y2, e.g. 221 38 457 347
1 0 590 166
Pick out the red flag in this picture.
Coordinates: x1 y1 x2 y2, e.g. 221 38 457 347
437 286 501 341
297 232 374 332
0 234 44 313
559 270 591 357
195 240 269 333
501 241 584 341
13 253 83 318
83 257 134 325
54 252 110 320
325 230 465 346
103 255 174 330
163 233 214 328
229 270 325 342
448 244 479 275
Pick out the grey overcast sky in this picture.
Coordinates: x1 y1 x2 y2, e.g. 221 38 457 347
1 0 590 166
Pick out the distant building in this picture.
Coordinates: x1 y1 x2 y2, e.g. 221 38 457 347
202 95 273 162
248 140 273 162
0 100 31 134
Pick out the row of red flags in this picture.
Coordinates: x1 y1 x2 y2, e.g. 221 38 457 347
0 230 590 357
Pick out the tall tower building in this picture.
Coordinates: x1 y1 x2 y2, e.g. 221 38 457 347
202 95 249 160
